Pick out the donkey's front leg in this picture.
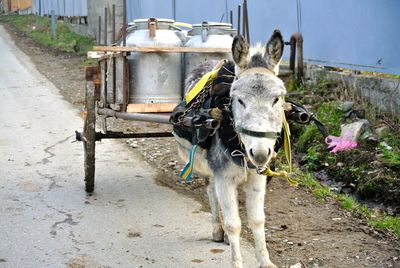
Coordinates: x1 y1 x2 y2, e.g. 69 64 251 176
214 177 243 268
206 179 224 242
244 173 276 268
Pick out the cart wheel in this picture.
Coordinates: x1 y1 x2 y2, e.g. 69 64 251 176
83 80 96 193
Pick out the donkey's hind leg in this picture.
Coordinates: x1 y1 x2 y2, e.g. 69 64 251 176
206 179 224 242
244 173 276 268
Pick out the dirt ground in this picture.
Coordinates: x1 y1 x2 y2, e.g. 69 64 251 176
3 22 400 267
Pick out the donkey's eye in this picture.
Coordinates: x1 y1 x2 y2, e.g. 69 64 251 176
238 98 246 108
273 97 279 105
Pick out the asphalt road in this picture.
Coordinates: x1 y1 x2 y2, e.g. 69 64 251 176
0 25 257 268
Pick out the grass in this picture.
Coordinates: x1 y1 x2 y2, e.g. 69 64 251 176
361 71 400 80
292 167 400 239
370 216 400 238
0 14 94 55
290 76 400 209
282 80 400 239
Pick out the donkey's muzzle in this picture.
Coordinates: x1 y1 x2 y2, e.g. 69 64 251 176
249 148 272 166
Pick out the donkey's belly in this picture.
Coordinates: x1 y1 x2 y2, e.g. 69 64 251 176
173 133 212 178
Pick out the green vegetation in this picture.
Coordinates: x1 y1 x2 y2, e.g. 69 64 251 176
0 14 94 55
281 76 400 239
291 167 400 239
288 77 400 208
361 71 400 80
377 134 400 168
370 216 400 238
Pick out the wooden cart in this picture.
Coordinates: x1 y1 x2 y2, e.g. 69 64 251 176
76 46 230 192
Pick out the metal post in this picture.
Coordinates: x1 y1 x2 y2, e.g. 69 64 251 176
98 15 102 45
172 0 176 20
35 12 39 30
289 32 304 81
51 10 56 39
242 1 247 40
123 0 127 46
230 10 233 26
237 5 241 36
104 7 108 45
297 34 304 80
112 4 116 43
243 0 250 43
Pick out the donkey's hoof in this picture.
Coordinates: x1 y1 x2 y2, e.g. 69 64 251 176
260 263 277 268
212 228 225 242
224 233 230 245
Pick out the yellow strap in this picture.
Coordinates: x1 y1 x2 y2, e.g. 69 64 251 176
261 107 296 186
262 167 298 187
282 108 292 173
185 66 221 104
173 22 193 29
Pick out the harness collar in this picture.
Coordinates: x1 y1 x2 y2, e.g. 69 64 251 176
238 67 276 78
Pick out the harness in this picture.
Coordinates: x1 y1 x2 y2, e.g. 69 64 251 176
171 61 296 185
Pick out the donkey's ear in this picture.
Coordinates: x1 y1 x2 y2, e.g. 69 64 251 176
264 30 284 74
232 35 249 68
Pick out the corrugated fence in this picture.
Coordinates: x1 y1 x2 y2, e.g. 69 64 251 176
126 0 400 75
34 0 87 16
30 0 400 75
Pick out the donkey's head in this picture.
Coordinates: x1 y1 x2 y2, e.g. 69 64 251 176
230 30 286 169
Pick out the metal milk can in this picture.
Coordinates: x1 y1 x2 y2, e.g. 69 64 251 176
184 22 235 85
126 18 183 104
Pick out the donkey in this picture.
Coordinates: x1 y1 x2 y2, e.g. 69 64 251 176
173 30 286 268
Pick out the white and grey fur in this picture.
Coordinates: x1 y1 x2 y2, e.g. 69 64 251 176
174 30 286 268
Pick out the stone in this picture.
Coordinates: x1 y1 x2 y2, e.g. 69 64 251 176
375 125 391 139
339 101 354 112
379 141 392 150
340 119 370 141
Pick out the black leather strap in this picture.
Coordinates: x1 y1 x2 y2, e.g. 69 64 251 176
235 125 279 139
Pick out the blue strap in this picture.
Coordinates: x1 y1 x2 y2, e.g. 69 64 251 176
180 145 198 182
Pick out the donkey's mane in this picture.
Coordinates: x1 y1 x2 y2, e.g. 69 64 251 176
247 44 269 69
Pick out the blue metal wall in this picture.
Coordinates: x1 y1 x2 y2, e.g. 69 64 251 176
125 0 400 75
35 0 87 16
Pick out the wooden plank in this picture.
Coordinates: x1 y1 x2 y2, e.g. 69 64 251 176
115 56 129 109
106 58 115 103
91 46 231 53
127 103 178 113
88 51 103 59
99 61 107 107
96 52 127 61
87 51 105 59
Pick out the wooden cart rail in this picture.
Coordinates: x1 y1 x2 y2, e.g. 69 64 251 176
92 46 231 53
88 46 231 59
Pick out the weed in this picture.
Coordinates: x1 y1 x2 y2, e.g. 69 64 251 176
377 135 400 168
313 187 331 200
1 14 94 55
370 216 400 238
294 167 399 238
304 146 322 170
341 195 356 211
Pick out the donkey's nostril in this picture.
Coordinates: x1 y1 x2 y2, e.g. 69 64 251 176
267 148 271 157
249 149 255 158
